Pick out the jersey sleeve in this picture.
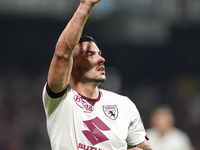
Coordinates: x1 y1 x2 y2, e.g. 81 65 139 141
126 100 147 146
42 83 68 117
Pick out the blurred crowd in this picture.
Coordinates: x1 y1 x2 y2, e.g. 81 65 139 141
0 0 200 149
0 67 50 150
0 65 199 150
127 72 200 149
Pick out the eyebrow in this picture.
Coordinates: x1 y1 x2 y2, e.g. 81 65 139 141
86 50 102 55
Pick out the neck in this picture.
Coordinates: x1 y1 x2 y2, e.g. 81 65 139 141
70 81 100 99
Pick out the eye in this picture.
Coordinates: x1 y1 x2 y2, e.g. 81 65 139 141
99 51 102 56
87 53 93 57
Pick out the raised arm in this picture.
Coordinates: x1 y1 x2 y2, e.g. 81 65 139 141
47 0 100 93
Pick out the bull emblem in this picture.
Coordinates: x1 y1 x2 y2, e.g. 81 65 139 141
103 105 118 120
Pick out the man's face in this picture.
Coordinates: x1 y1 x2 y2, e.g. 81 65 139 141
151 109 174 134
72 41 106 83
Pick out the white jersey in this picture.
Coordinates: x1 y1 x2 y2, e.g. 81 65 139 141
42 83 146 150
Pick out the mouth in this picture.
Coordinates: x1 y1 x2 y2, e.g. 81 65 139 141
97 65 105 74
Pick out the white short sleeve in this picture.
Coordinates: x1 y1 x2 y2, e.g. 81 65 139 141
126 101 146 146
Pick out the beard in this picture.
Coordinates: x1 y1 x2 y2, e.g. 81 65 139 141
75 67 106 84
82 75 106 83
94 78 106 83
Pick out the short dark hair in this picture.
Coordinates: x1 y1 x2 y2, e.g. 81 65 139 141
79 35 95 44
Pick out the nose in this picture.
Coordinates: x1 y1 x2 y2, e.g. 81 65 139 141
98 55 105 64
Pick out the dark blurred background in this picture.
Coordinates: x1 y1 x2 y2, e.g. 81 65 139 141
0 0 200 149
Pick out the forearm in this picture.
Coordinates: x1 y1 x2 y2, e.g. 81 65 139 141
134 140 152 150
56 2 94 54
127 140 152 150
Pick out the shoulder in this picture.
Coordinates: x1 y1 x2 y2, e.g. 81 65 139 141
42 83 75 116
100 89 136 107
42 83 75 100
100 89 130 100
170 127 190 139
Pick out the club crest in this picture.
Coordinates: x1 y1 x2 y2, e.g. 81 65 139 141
103 105 118 120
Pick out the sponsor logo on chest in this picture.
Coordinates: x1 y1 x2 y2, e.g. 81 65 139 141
74 95 94 113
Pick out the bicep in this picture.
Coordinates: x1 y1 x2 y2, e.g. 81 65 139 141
47 47 73 93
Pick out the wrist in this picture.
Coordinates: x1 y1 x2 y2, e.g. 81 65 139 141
84 2 94 7
80 1 94 8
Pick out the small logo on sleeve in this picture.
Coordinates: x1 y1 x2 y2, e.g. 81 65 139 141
103 105 118 120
